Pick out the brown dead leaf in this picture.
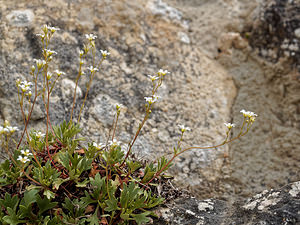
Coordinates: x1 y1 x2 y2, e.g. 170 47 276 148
75 148 85 154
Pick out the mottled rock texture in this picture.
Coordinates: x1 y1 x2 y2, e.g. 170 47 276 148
0 0 299 202
153 181 300 224
0 0 236 197
163 0 300 200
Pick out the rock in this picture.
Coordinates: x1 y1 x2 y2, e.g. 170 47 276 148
295 28 300 39
6 10 34 27
91 94 125 126
2 0 299 202
246 0 300 64
218 32 248 55
146 0 183 21
61 78 82 99
153 181 300 224
178 31 190 44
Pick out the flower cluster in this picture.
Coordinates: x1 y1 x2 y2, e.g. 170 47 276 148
33 59 46 69
0 123 19 135
36 25 60 40
17 80 32 94
115 103 124 113
54 70 66 77
144 95 160 105
93 138 121 150
240 109 257 123
42 49 57 62
157 69 170 76
17 149 32 164
43 25 60 33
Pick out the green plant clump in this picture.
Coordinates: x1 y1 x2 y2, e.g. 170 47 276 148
0 25 257 224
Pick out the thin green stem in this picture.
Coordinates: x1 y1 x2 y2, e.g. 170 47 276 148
121 107 151 167
145 128 250 186
77 58 104 124
111 112 120 142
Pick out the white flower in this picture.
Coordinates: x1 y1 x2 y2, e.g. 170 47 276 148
144 95 160 105
44 49 57 57
224 123 235 129
46 72 52 80
26 91 32 97
115 103 124 111
48 26 60 33
108 138 121 146
148 75 159 82
79 50 84 56
85 34 97 41
100 50 110 59
17 156 30 163
19 85 30 93
54 70 65 77
4 120 10 127
240 109 257 118
36 33 45 39
18 81 32 93
21 149 33 156
93 142 105 150
7 126 19 133
157 69 170 76
42 24 49 33
16 79 21 86
35 131 45 139
144 97 155 104
0 126 4 134
152 95 161 101
88 66 99 73
33 59 46 69
178 124 191 133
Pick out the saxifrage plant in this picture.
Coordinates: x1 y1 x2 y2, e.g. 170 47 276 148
0 25 257 224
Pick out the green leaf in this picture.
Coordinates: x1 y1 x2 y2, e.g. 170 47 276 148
53 177 69 190
0 193 19 211
2 207 25 225
58 152 70 170
132 212 151 225
75 179 89 187
86 208 99 225
22 189 39 207
105 197 119 212
127 161 142 173
43 189 55 200
36 195 58 215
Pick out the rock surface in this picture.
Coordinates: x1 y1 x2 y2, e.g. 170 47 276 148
0 0 299 202
153 181 300 224
0 0 236 197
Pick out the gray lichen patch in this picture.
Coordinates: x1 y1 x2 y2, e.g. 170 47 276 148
289 181 300 197
243 190 281 211
198 199 214 211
